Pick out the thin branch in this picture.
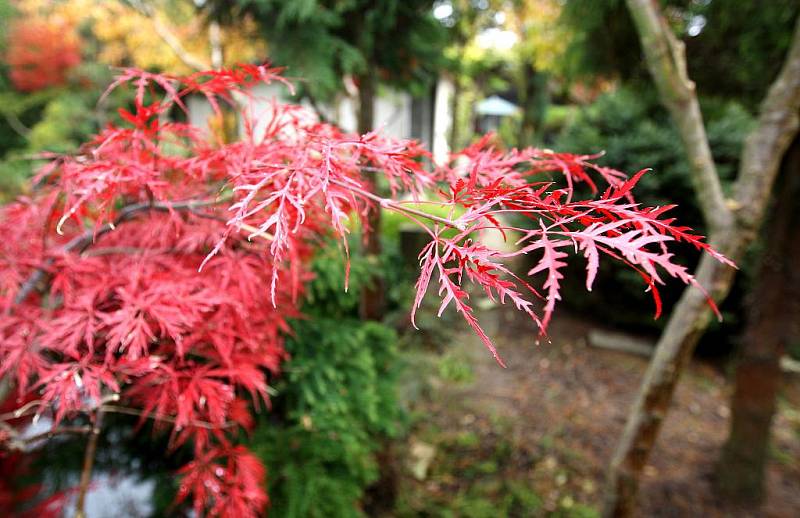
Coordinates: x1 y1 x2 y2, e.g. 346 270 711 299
625 0 732 233
733 14 800 231
0 109 31 138
0 399 44 422
23 425 93 444
13 198 225 306
74 408 104 518
13 267 51 307
0 402 231 449
329 178 466 230
9 193 277 310
124 0 210 72
100 404 236 430
238 222 275 241
3 425 93 452
81 247 174 257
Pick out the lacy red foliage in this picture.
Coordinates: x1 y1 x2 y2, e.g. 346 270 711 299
0 65 730 516
5 19 82 92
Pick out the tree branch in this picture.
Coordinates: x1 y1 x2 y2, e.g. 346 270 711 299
605 7 800 518
0 109 31 138
0 399 44 422
12 198 230 307
74 408 104 518
329 178 466 230
2 425 93 452
100 404 236 430
625 0 732 233
733 14 800 231
124 0 211 72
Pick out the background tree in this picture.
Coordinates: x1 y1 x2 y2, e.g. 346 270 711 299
683 0 800 109
0 0 265 200
437 0 504 149
715 136 800 504
100 0 265 74
506 0 567 147
603 2 800 516
559 0 648 84
560 0 800 109
437 0 570 149
0 0 103 201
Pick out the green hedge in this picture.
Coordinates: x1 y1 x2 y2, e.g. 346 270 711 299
249 239 407 517
552 88 754 343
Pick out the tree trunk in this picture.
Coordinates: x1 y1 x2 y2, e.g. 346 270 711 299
716 137 800 504
603 232 742 517
624 0 732 233
357 68 385 321
604 4 800 517
357 70 375 136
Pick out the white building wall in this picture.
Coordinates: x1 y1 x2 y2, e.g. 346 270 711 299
334 95 358 133
186 80 450 159
374 89 412 139
432 76 454 165
186 95 217 137
239 82 292 143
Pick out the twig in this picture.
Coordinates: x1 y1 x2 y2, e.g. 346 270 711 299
74 408 104 518
125 0 211 72
24 425 94 444
1 109 31 138
81 247 174 257
2 401 232 444
100 404 236 430
329 178 465 230
238 222 275 241
3 425 93 452
0 399 44 422
12 198 229 307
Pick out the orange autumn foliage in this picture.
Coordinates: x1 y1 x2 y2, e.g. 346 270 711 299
6 18 81 92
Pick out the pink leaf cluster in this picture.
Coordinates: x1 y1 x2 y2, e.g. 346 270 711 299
0 65 730 516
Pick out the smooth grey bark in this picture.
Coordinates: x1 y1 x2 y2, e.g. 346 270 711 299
604 3 800 516
623 0 732 233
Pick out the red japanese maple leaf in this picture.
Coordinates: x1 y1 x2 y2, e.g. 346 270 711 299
0 65 731 517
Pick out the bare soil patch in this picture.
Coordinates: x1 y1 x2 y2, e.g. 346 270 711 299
394 307 800 517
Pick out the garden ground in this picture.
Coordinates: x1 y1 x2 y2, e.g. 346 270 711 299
391 307 800 517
